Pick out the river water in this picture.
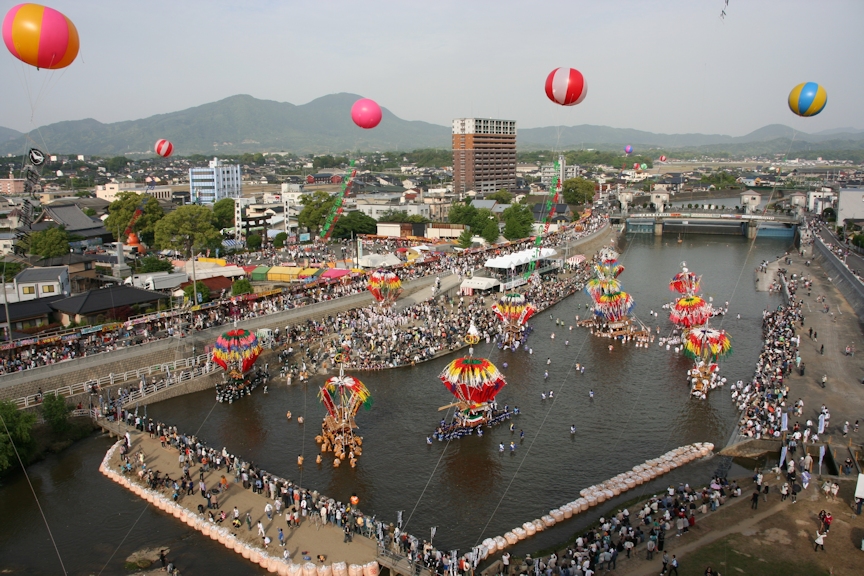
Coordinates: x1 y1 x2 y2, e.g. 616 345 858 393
0 233 793 575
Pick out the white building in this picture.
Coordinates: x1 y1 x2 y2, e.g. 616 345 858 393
836 188 864 224
13 266 70 301
355 198 431 220
189 157 242 204
96 182 174 202
540 155 581 185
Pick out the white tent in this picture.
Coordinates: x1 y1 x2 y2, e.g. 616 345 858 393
460 277 500 291
358 253 402 268
484 248 557 269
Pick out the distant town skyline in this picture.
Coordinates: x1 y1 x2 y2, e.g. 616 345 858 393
1 0 862 136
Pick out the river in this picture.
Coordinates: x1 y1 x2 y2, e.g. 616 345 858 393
0 233 793 574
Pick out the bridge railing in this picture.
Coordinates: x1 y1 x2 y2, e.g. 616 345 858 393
14 353 212 410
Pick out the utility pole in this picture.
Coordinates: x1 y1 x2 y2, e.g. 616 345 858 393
1 260 10 341
191 247 198 307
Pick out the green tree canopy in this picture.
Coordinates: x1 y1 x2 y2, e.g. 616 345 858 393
41 392 71 435
471 208 496 231
154 205 221 258
448 202 478 226
480 218 500 244
0 261 26 280
137 256 173 274
822 207 836 222
313 155 348 170
184 281 210 304
0 400 37 472
377 209 410 223
486 189 513 203
457 227 473 248
104 156 129 173
501 204 535 240
273 232 288 248
332 211 377 239
103 192 165 245
297 191 336 235
231 278 253 296
212 198 236 230
561 177 596 205
247 233 262 251
28 226 69 258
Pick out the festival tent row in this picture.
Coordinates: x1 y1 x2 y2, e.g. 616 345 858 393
484 248 558 269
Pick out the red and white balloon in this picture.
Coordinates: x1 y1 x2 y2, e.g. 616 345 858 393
659 155 667 162
154 139 173 158
545 67 587 106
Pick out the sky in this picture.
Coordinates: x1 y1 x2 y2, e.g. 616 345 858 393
2 0 863 137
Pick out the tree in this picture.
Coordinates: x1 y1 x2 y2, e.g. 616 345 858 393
501 204 535 240
0 261 27 279
448 203 478 226
297 191 336 235
231 279 253 296
406 214 430 224
247 233 263 251
41 392 71 435
457 227 473 248
137 256 173 274
0 400 37 472
212 198 235 230
332 211 377 239
486 189 513 203
273 232 288 248
104 156 129 173
561 178 596 205
480 218 500 244
822 207 836 222
103 192 165 245
471 208 496 231
183 281 210 304
28 226 69 258
377 209 410 223
83 207 97 217
154 205 222 258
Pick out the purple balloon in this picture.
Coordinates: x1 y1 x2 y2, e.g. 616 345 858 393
624 145 633 154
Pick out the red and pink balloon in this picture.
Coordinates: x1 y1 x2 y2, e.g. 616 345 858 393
544 67 587 106
154 139 173 158
351 98 382 129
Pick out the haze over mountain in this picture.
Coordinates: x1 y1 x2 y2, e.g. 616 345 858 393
0 93 862 157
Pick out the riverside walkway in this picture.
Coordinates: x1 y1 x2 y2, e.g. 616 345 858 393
98 419 386 573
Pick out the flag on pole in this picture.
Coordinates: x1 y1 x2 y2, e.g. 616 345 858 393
781 411 788 432
779 446 788 468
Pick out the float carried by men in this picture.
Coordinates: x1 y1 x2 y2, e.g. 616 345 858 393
211 328 263 403
367 269 403 307
579 247 648 343
491 292 536 351
667 265 729 399
316 350 371 468
433 324 514 440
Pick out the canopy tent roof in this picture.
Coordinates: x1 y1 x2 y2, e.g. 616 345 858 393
321 268 352 279
358 253 402 268
484 248 557 269
460 277 500 291
566 254 586 265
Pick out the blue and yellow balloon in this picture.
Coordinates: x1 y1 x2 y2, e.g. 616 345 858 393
788 82 827 117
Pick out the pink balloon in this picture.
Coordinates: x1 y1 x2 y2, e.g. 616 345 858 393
351 98 382 129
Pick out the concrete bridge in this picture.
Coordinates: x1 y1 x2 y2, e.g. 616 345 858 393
609 210 801 238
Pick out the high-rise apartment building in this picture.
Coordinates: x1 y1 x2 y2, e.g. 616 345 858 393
189 157 242 204
452 118 516 196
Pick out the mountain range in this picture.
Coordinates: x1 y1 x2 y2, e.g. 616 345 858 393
1 92 863 156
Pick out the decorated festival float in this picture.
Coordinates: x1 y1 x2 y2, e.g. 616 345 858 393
432 324 515 441
492 292 536 351
212 328 263 403
316 351 371 468
578 247 650 343
666 265 731 399
367 269 403 307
